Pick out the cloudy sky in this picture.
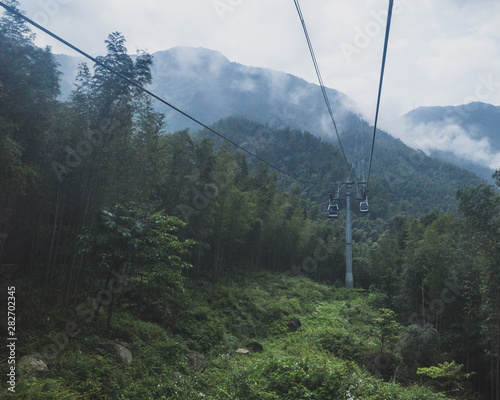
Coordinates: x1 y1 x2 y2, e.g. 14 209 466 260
8 0 500 133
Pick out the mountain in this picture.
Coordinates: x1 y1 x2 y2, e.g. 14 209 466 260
56 46 357 136
197 116 483 219
401 103 500 182
54 47 491 192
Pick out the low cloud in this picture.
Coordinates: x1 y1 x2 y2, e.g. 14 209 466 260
231 78 256 92
392 119 500 170
15 0 500 123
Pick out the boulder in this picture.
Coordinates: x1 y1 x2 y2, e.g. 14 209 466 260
187 350 207 372
99 342 132 366
118 341 131 350
246 341 264 352
287 318 302 331
18 355 49 376
235 348 250 356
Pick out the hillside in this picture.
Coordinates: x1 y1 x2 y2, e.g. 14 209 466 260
56 46 357 137
55 47 485 217
401 102 500 182
5 272 452 400
198 117 483 218
404 103 500 152
55 47 499 182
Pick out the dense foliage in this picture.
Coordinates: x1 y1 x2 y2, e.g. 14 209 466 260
5 273 454 400
1 3 499 398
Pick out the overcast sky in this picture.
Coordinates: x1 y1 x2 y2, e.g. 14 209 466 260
9 0 500 131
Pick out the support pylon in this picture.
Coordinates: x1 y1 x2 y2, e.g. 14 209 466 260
345 187 353 289
329 179 367 289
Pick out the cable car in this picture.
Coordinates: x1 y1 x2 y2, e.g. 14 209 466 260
327 203 339 218
360 196 369 213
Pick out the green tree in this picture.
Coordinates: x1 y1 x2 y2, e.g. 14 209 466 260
457 184 500 398
131 211 194 323
374 308 401 354
77 205 146 329
46 32 162 300
78 205 194 327
0 1 61 273
417 361 473 395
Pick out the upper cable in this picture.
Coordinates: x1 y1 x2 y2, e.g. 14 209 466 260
293 0 351 173
367 0 394 185
0 1 309 188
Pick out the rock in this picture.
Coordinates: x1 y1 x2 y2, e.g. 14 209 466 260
118 341 131 350
99 343 133 366
113 344 132 366
235 348 250 356
18 355 49 376
287 318 302 331
187 350 207 372
246 341 264 352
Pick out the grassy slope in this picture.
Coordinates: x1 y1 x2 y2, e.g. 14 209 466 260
9 273 447 399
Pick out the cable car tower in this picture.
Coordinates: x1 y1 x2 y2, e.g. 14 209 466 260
294 0 394 289
328 162 368 289
326 0 393 288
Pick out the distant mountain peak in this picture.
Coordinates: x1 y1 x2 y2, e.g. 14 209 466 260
155 46 230 69
142 46 357 135
400 102 500 181
405 102 499 123
55 46 357 136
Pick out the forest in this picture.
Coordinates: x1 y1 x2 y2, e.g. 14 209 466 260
1 1 500 399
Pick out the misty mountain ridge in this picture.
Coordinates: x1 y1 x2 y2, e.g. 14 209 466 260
400 102 500 182
57 46 357 137
55 47 499 181
404 102 500 151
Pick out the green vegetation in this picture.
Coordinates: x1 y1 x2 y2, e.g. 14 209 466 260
1 2 499 398
7 273 451 399
417 361 474 394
